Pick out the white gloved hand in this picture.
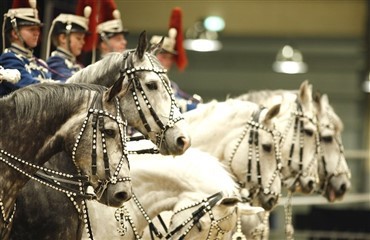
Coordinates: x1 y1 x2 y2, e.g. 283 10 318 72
0 66 21 84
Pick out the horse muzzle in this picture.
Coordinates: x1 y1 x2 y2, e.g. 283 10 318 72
95 179 132 207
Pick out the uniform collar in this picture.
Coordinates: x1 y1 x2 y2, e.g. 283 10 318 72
52 47 76 62
9 43 33 58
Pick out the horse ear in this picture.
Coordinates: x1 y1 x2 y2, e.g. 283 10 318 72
237 202 264 215
149 36 164 55
298 80 313 106
136 31 148 60
104 77 130 102
321 93 330 107
263 104 280 124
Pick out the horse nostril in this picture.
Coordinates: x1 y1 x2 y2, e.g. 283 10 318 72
177 136 190 151
268 196 277 207
114 191 131 202
264 196 277 211
307 180 315 190
340 183 347 193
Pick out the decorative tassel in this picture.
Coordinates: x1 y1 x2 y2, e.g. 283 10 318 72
169 7 188 71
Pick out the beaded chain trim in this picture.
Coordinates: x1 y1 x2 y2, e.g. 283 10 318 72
113 192 165 240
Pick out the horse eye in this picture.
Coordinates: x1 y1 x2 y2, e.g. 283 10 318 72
146 82 158 90
304 129 314 137
321 136 333 143
104 129 116 138
262 144 272 153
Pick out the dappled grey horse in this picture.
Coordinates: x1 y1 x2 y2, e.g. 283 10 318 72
1 82 130 239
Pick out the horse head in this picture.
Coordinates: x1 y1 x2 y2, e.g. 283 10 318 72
60 84 132 207
278 80 320 194
226 102 282 211
105 31 190 156
313 92 351 202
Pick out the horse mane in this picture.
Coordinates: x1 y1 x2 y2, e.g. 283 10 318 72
237 89 297 103
67 52 125 85
67 49 164 86
3 83 106 120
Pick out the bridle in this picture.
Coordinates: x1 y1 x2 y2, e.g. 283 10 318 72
228 107 282 201
280 99 320 189
0 90 129 236
120 50 183 151
317 121 351 194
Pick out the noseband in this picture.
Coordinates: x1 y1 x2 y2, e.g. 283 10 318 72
228 107 282 200
120 51 183 150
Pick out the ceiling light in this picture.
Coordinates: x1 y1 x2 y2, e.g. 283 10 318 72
184 17 224 52
204 16 225 32
272 45 308 74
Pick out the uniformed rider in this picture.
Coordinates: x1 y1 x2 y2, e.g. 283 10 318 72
0 0 54 96
46 6 91 81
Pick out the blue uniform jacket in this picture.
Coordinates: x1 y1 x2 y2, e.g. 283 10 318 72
0 44 52 96
171 81 201 112
47 48 83 82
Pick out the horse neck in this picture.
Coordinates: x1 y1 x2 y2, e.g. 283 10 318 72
66 53 123 86
184 100 255 162
0 101 74 226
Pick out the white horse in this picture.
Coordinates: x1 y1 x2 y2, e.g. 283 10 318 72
235 81 351 239
184 99 283 211
83 148 263 239
313 92 351 201
237 80 320 194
